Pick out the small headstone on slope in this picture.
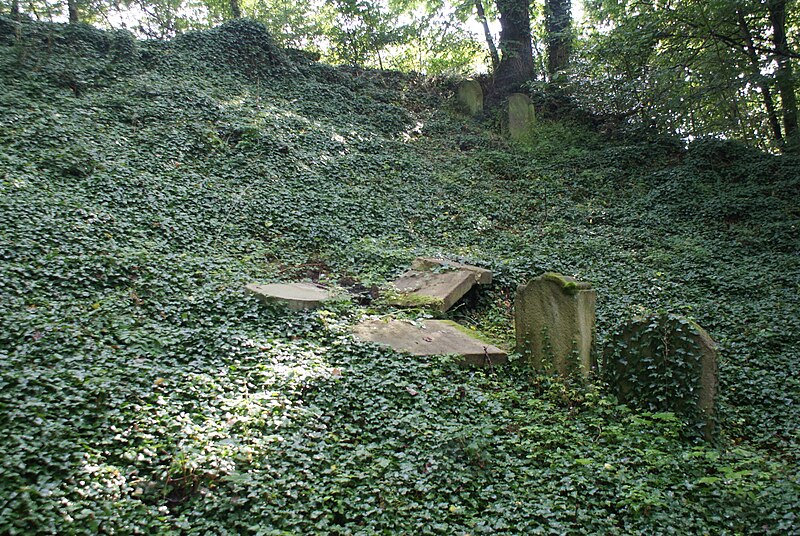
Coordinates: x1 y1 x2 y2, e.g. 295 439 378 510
508 93 536 140
604 314 718 439
514 272 596 378
353 318 507 367
457 80 484 115
245 282 339 311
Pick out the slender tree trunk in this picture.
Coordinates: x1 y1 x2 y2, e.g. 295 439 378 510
738 10 783 145
768 0 800 152
493 0 535 95
475 0 499 72
11 0 20 19
230 0 241 19
68 0 79 23
545 0 571 77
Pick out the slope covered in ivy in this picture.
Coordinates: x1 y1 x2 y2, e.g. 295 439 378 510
1 18 798 534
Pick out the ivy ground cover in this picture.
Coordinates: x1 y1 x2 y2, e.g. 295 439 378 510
1 19 798 534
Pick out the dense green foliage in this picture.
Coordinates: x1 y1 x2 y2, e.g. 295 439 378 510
604 314 717 439
575 0 800 151
1 18 799 534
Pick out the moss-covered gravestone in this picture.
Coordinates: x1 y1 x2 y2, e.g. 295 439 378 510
457 80 483 115
515 273 596 378
508 93 536 140
604 314 718 439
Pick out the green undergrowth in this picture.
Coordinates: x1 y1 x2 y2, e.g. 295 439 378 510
1 18 798 534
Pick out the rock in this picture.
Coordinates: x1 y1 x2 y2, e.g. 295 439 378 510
508 93 536 140
245 282 338 311
457 80 483 115
514 272 596 378
388 258 492 312
353 318 507 367
604 314 718 439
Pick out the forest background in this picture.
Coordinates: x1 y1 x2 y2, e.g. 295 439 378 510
3 0 799 153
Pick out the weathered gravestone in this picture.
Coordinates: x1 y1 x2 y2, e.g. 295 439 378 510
457 80 484 115
604 314 718 439
508 93 536 140
515 273 596 378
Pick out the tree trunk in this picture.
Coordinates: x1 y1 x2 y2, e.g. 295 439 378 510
738 10 783 145
493 0 534 95
68 0 79 23
11 0 20 20
230 0 241 19
545 0 571 77
475 0 499 72
768 0 800 152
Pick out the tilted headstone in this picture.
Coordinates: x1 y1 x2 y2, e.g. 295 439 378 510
457 80 484 115
514 273 596 378
508 93 536 140
604 314 718 439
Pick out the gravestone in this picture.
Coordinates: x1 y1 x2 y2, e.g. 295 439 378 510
457 80 484 115
514 273 596 378
388 257 492 312
508 93 536 140
353 318 507 367
604 314 718 439
246 282 338 311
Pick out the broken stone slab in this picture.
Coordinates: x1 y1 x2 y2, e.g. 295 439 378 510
508 93 536 140
245 282 340 311
514 272 596 378
389 270 475 312
353 318 507 367
604 314 718 440
388 257 493 312
411 257 492 285
457 79 483 115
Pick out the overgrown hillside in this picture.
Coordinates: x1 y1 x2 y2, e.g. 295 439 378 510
1 18 798 534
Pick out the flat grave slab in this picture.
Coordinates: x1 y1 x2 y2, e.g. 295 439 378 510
353 318 507 367
246 282 337 311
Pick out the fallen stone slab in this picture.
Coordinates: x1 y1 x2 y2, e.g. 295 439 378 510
411 257 492 285
389 270 476 312
246 282 339 311
353 318 507 367
388 258 493 312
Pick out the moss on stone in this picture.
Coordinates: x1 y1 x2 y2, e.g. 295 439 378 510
384 290 444 309
438 319 503 348
541 272 580 295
